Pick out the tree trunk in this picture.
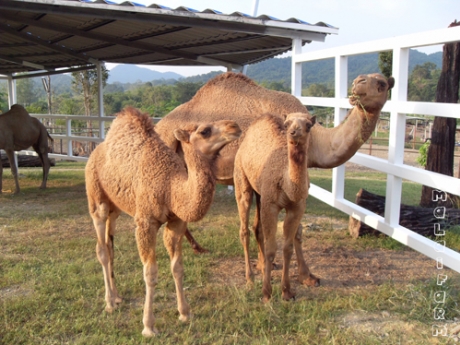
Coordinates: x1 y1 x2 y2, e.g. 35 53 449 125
1 154 55 167
349 188 460 238
420 20 460 208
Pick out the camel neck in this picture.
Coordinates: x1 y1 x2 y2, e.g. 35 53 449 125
170 143 216 222
284 140 309 202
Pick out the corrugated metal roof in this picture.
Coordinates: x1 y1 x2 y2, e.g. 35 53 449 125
0 0 338 76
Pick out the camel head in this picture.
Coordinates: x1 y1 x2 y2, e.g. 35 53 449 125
349 73 395 112
173 120 241 159
284 113 316 146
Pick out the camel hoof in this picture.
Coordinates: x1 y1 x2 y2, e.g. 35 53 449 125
299 274 320 287
105 305 116 313
179 313 191 322
282 292 296 301
142 327 159 337
192 246 210 254
262 295 272 304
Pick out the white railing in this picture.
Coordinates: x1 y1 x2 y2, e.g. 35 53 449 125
291 26 460 273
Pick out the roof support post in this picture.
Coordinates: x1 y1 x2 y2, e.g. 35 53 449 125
7 74 16 108
96 61 105 140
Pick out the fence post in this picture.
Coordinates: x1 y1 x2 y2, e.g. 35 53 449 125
385 47 409 226
67 118 73 157
332 55 348 200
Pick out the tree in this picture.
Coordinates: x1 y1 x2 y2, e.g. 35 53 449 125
420 21 460 208
16 77 39 107
408 62 440 101
71 65 109 152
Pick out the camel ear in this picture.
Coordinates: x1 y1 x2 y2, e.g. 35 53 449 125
310 116 317 126
387 77 395 90
173 129 190 143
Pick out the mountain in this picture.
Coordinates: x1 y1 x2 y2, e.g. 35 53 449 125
244 49 443 88
107 65 183 83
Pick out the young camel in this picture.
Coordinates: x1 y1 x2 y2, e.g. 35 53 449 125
234 113 316 302
85 107 241 336
0 104 53 194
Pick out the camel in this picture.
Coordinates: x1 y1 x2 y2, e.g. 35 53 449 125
155 72 394 285
85 107 241 337
0 104 53 194
234 112 316 302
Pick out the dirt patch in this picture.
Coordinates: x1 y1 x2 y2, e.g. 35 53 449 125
0 285 34 300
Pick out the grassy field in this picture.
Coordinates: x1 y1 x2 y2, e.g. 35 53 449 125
1 162 459 344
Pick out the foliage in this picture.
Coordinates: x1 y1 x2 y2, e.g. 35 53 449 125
408 62 440 101
417 140 431 167
378 51 393 79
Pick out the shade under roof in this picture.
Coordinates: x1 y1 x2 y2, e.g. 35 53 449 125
0 0 338 76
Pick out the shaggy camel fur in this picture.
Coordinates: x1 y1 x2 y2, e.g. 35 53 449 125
235 113 316 302
156 72 394 284
85 107 241 336
0 104 53 194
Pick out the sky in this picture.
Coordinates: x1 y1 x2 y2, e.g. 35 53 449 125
106 0 460 77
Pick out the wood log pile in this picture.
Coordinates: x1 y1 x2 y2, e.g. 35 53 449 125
1 154 55 168
348 188 460 238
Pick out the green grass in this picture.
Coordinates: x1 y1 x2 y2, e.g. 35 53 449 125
1 162 459 344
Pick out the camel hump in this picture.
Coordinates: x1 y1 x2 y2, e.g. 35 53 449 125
194 72 258 98
114 106 156 138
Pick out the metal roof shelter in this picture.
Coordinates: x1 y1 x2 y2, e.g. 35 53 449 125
0 0 338 77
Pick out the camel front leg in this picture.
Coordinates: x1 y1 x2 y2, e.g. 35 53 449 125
281 202 306 301
164 218 190 322
294 224 320 287
6 149 20 194
260 202 280 303
234 168 255 285
134 215 160 337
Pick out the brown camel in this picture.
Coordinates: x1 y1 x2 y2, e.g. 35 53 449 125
0 104 53 194
85 107 241 337
234 112 316 302
155 72 394 285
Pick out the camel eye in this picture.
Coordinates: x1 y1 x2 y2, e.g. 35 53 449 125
200 127 211 137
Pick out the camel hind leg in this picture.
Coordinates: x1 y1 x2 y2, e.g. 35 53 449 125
90 201 122 312
234 166 255 285
33 132 51 189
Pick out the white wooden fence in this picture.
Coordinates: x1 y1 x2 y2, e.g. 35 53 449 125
291 26 460 274
17 26 460 274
